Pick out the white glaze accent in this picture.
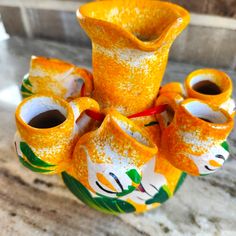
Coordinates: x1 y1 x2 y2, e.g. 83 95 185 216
187 145 229 175
122 158 167 204
189 74 217 87
94 44 157 73
84 146 138 198
183 100 228 124
220 97 236 115
20 96 67 124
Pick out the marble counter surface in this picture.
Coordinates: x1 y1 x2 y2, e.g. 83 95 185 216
0 37 235 236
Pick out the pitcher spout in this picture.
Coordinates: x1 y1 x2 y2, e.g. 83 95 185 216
77 0 190 115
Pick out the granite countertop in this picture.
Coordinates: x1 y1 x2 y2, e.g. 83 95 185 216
0 37 235 236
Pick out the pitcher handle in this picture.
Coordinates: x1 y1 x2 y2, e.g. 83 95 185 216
70 97 100 123
159 82 186 97
155 92 184 132
72 67 94 97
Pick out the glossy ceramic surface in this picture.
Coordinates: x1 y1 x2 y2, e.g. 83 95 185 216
78 0 190 115
15 95 100 173
14 0 235 214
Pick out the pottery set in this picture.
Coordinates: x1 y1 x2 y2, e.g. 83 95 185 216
14 0 235 214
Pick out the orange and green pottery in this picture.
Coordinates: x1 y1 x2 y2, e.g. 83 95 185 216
160 98 233 176
69 109 157 192
77 0 190 115
21 56 94 100
15 95 100 174
14 0 235 214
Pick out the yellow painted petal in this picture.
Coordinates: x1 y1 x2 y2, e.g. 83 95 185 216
209 160 222 167
96 173 117 192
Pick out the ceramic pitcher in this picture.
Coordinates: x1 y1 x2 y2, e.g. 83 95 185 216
63 108 186 214
77 0 190 115
69 109 157 194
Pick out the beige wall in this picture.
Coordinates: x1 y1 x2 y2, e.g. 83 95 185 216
164 0 236 18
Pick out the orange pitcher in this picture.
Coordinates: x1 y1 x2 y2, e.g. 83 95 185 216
77 0 190 115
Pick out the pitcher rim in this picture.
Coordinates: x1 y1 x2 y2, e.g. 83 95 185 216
180 98 234 127
77 0 190 51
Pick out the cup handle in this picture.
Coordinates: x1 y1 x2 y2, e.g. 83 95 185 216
159 82 186 97
72 67 94 97
69 97 100 123
155 92 184 132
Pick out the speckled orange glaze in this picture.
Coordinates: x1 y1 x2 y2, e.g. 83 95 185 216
160 82 185 96
131 115 162 146
15 95 100 173
159 98 234 175
155 92 184 130
70 109 157 191
77 0 190 115
22 56 93 99
14 0 235 215
154 153 183 194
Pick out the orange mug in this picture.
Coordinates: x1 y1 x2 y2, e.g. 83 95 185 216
21 56 94 100
185 69 235 116
69 109 157 197
15 95 100 174
156 95 234 176
159 69 235 116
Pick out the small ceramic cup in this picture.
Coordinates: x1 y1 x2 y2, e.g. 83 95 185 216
70 109 158 198
21 56 94 100
156 95 234 176
15 95 100 174
185 68 235 116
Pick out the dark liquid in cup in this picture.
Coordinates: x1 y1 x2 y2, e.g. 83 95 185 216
193 80 221 95
199 118 212 123
28 110 66 128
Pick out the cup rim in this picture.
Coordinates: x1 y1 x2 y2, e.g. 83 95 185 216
185 68 232 100
180 98 233 126
15 94 74 133
79 109 157 155
110 110 157 150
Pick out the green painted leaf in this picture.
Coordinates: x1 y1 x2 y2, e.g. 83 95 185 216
20 83 33 94
221 141 229 152
174 172 187 194
62 172 136 214
126 169 142 184
20 142 55 168
62 171 99 209
21 92 32 98
144 121 159 127
145 185 170 205
94 196 135 214
18 155 53 173
200 173 210 177
116 185 135 197
22 74 32 87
